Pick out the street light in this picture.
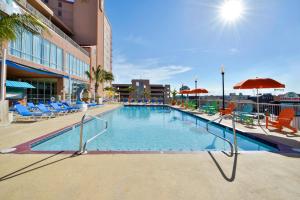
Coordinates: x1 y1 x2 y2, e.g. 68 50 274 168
221 65 225 110
143 85 146 101
117 87 120 102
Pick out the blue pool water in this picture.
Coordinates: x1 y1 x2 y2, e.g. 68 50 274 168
31 106 277 152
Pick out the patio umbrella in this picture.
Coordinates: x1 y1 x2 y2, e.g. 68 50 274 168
189 88 209 107
179 90 191 105
233 78 285 122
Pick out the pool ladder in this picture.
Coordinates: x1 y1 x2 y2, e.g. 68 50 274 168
79 113 108 154
206 113 238 156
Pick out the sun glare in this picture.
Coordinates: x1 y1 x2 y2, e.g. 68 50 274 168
219 0 245 23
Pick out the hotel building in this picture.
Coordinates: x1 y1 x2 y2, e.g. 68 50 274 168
113 80 171 103
0 0 112 104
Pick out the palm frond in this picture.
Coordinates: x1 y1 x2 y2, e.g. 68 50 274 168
0 12 47 42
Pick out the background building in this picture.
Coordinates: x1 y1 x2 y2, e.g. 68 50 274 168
1 0 112 104
113 80 170 103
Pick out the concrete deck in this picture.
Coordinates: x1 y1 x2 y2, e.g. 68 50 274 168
0 104 300 200
172 105 300 151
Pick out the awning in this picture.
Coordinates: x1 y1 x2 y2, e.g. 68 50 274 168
4 60 67 78
6 80 35 89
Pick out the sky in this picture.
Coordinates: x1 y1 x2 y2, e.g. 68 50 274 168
105 0 300 95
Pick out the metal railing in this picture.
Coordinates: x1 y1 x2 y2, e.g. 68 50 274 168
79 114 108 154
16 0 89 56
234 102 300 131
206 114 238 156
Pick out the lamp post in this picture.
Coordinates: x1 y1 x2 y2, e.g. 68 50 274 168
143 85 146 101
221 65 225 110
117 87 120 102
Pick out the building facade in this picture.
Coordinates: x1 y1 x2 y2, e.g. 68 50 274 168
1 0 112 104
113 80 171 103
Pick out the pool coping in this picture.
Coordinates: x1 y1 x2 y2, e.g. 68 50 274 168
12 105 299 154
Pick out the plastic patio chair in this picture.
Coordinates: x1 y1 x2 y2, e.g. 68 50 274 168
267 108 297 134
219 102 235 116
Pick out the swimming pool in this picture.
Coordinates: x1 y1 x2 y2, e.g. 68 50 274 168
31 106 277 152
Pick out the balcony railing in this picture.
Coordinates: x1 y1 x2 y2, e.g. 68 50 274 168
16 0 89 56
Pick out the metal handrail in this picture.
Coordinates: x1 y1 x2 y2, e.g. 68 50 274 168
79 114 108 154
206 113 238 156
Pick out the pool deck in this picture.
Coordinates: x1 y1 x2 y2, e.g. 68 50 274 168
0 104 300 200
170 105 300 152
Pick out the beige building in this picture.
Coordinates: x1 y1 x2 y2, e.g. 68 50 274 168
113 80 171 104
1 0 112 104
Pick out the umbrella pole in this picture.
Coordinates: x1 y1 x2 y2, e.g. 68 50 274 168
257 89 260 124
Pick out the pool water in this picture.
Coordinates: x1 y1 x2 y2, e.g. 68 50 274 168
31 106 277 152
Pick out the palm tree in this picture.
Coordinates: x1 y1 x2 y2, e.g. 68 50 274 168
143 90 151 102
171 89 177 100
104 71 114 83
85 65 114 99
0 11 46 43
171 89 177 105
127 85 135 102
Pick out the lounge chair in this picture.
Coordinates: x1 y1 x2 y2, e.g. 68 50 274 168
235 104 254 125
37 103 62 116
201 101 218 115
266 108 297 134
14 104 49 121
27 102 36 111
50 102 69 113
62 102 80 112
219 102 235 116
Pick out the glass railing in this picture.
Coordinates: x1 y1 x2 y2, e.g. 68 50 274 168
16 0 89 56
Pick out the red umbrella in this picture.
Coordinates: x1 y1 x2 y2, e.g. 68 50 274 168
189 88 209 94
189 88 209 107
233 78 285 122
234 78 285 89
179 90 191 94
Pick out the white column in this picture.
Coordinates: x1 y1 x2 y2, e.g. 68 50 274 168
0 48 10 125
1 49 7 101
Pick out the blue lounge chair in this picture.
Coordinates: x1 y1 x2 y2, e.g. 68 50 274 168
14 104 50 121
27 102 36 111
50 102 69 113
37 103 62 116
62 102 80 112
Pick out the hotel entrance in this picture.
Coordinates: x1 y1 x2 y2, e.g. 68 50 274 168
5 61 64 104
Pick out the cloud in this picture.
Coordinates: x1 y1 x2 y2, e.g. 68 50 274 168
229 48 239 55
112 52 192 84
123 34 149 46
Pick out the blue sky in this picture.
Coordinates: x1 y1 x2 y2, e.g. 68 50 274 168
105 0 300 95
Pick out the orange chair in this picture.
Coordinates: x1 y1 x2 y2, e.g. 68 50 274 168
219 102 235 116
266 108 297 134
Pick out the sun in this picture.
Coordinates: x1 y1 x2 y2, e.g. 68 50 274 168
219 0 245 23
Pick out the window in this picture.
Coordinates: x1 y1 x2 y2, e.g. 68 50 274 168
58 10 62 16
8 31 64 72
57 48 63 71
50 43 57 69
22 31 33 61
32 35 42 64
58 2 62 7
42 40 50 66
43 0 49 3
66 53 89 79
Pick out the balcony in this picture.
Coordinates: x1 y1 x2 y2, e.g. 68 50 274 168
16 0 89 56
